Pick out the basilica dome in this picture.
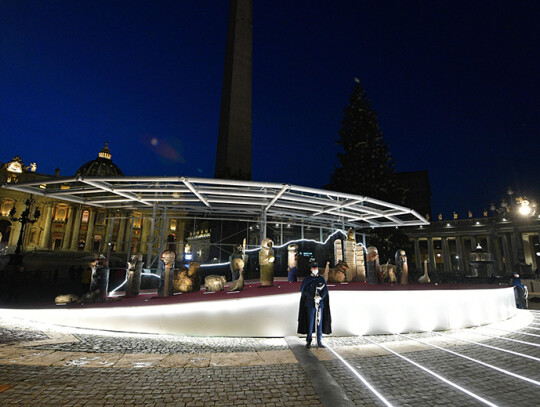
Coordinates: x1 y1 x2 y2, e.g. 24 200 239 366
75 143 124 177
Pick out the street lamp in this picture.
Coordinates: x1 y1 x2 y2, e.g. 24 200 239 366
9 198 41 256
516 197 536 217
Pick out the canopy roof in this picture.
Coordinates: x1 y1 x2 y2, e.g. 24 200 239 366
2 176 429 229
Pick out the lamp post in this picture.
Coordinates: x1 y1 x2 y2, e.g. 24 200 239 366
9 198 41 256
493 188 537 276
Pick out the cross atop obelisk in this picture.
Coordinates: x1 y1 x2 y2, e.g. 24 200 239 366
214 0 252 180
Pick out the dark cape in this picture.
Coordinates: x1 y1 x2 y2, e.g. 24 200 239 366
297 276 332 335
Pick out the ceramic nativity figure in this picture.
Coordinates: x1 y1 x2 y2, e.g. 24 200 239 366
366 246 383 285
158 250 175 297
174 261 201 293
395 249 409 285
84 254 110 303
334 229 366 282
298 261 331 348
259 238 275 286
125 253 143 297
229 239 248 282
287 243 299 282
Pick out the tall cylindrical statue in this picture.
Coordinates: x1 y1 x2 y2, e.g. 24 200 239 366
395 249 408 285
158 250 175 296
90 254 110 301
259 238 275 286
366 246 381 285
229 240 248 282
287 243 298 282
126 253 143 296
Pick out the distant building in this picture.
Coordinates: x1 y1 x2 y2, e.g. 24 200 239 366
0 144 187 267
404 204 540 280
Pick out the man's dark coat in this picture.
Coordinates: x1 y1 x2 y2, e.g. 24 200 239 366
297 275 332 335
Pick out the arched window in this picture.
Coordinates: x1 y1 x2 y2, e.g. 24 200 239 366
132 212 142 229
1 200 14 217
93 235 102 251
95 210 106 225
54 205 68 222
81 210 90 224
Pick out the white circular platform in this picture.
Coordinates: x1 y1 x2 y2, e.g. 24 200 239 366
1 287 517 337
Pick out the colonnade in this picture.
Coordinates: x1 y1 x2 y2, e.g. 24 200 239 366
408 219 540 277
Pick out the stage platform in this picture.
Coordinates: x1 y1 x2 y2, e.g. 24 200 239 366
1 281 517 337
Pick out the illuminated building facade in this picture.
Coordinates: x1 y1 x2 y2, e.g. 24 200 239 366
0 144 186 264
405 201 540 279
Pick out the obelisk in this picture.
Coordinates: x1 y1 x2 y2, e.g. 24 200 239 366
214 0 252 180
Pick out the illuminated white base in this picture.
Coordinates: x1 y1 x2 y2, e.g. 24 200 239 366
1 287 517 337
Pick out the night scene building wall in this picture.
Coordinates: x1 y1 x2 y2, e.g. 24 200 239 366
0 144 187 263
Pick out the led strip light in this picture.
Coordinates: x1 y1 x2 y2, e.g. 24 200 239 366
482 326 540 339
325 344 394 407
362 337 499 407
431 331 540 363
399 334 540 387
470 329 540 349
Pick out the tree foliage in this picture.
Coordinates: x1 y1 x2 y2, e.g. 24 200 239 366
327 79 409 265
326 79 403 205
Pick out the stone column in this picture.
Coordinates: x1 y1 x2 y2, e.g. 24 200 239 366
455 236 466 274
470 235 477 249
492 234 504 277
141 217 151 255
528 234 537 271
8 221 21 248
84 210 96 251
104 212 115 254
62 206 74 250
69 206 82 250
427 237 436 273
39 204 53 249
414 238 422 272
117 215 127 252
501 234 513 274
442 237 452 274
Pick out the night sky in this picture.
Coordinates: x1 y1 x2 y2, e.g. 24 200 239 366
1 1 538 219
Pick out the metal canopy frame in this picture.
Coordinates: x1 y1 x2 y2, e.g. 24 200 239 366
2 176 428 230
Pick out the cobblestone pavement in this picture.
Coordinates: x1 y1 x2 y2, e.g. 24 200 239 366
0 310 539 406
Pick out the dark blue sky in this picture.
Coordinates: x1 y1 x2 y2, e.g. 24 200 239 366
1 1 538 219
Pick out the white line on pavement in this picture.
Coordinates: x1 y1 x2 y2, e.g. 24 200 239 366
362 337 500 407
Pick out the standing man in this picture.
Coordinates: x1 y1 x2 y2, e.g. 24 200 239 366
297 261 332 348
